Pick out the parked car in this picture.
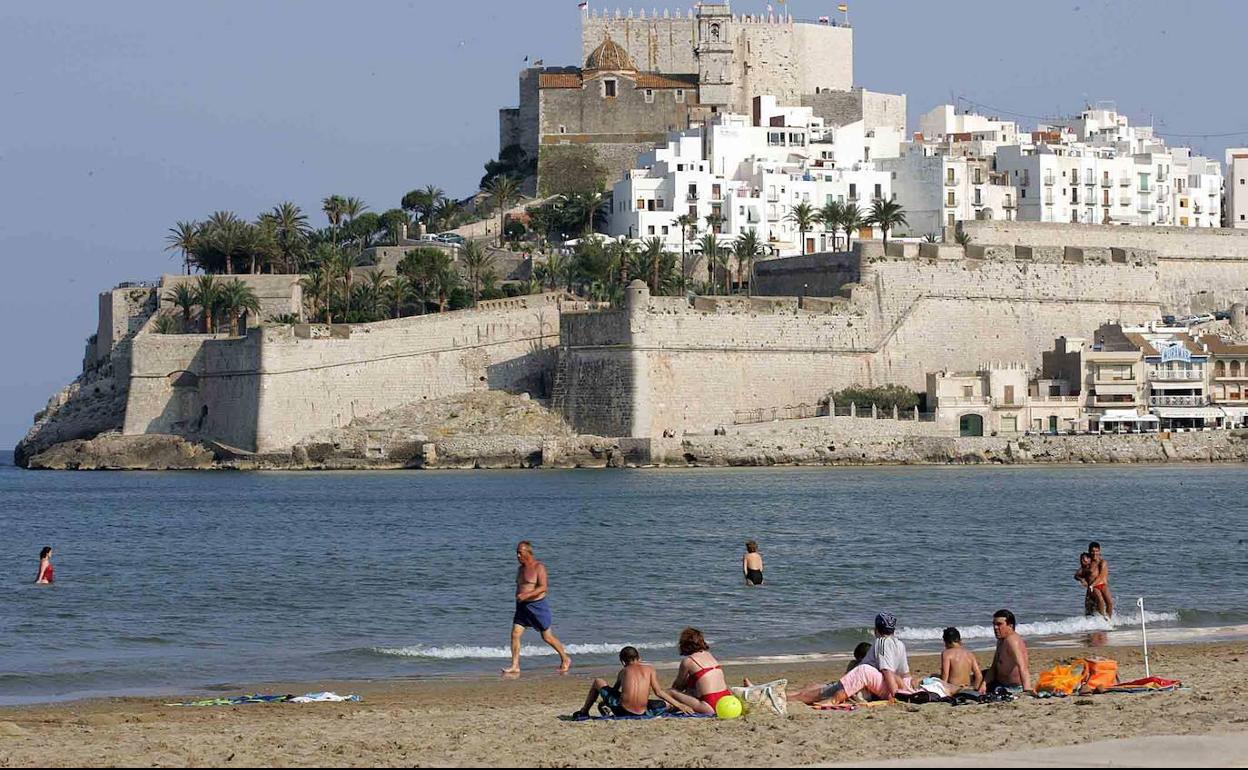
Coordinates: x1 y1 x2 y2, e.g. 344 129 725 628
1192 313 1216 324
435 232 466 245
1214 310 1231 321
1162 315 1177 326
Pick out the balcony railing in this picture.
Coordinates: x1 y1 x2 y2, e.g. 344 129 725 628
1002 199 1016 209
1092 397 1139 407
1149 395 1206 407
945 175 959 186
1139 201 1155 212
1119 177 1131 186
1101 178 1113 188
1149 368 1202 381
686 194 699 202
1043 175 1055 186
940 396 990 406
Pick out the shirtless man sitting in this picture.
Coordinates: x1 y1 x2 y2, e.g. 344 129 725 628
1088 541 1114 619
929 627 982 696
980 609 1031 694
572 646 692 719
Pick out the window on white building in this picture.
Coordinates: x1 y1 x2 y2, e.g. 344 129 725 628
644 89 654 104
662 226 669 235
558 125 567 134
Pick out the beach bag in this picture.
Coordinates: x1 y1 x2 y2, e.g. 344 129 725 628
1081 658 1119 691
730 679 787 717
1036 663 1083 696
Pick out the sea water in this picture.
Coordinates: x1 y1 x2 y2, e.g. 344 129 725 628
2 452 1246 704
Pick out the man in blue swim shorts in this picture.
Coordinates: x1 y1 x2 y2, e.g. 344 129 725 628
503 540 572 675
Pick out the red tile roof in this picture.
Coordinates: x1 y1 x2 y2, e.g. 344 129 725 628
634 73 699 89
538 73 583 89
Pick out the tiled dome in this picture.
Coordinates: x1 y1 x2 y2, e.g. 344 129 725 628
585 35 636 72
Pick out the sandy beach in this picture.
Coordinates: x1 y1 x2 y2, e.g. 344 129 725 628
0 640 1245 767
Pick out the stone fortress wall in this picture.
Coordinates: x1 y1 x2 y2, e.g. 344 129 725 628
18 226 1248 464
580 6 853 113
121 293 565 453
555 226 1248 438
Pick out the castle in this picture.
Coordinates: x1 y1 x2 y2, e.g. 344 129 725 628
499 3 904 188
16 221 1248 465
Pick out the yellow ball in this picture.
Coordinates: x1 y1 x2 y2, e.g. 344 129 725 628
715 694 743 720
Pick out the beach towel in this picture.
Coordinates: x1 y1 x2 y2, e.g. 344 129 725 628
167 694 292 707
731 679 788 717
561 711 713 722
1106 676 1181 694
290 691 362 703
1036 662 1084 696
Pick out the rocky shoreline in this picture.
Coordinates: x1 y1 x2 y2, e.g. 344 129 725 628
22 428 1248 471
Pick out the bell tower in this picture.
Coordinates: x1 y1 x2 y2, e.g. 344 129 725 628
695 3 734 109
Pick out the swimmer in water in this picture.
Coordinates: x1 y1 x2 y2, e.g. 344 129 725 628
36 546 54 584
743 540 764 586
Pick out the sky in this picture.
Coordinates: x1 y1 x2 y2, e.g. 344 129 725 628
2 0 1246 449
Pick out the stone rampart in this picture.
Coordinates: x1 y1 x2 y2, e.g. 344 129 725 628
157 273 302 323
752 251 859 297
963 220 1248 259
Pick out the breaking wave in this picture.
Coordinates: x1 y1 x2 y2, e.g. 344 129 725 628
371 641 670 660
896 609 1180 642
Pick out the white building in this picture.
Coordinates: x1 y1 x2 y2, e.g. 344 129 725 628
909 104 1222 229
609 96 901 257
1227 148 1248 228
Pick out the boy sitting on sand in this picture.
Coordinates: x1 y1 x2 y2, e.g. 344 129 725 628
917 627 983 697
572 646 693 719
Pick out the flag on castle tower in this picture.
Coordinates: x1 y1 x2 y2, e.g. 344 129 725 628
577 1 587 9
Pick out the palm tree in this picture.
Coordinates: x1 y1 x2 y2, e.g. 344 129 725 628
299 268 329 323
733 229 764 296
270 202 310 273
431 197 462 232
460 240 494 305
537 251 570 292
401 185 444 233
324 247 360 321
673 213 698 290
165 284 197 332
484 176 521 247
638 236 668 294
321 195 347 243
817 201 844 251
786 201 817 255
165 221 200 275
342 197 368 222
703 212 725 236
385 276 413 318
192 275 221 333
217 279 261 336
697 233 720 293
840 203 864 252
868 199 908 247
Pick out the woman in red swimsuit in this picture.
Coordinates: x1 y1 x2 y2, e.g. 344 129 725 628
35 546 54 584
667 627 732 715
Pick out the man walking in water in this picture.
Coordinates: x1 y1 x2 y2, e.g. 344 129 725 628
1088 541 1114 619
503 541 571 675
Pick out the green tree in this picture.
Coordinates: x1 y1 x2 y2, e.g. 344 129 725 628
868 199 908 246
459 240 495 305
379 208 411 246
484 175 521 247
270 202 310 273
217 279 261 336
840 203 864 252
733 228 764 296
192 275 222 333
401 186 444 233
397 247 457 312
828 384 921 413
343 196 368 222
954 230 973 246
786 201 818 255
385 275 414 318
674 213 699 290
817 201 844 250
321 195 347 235
165 283 197 333
698 233 720 293
165 220 200 275
153 314 181 334
299 268 330 323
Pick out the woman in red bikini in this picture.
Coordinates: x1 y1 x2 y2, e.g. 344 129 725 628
35 546 54 584
667 627 732 715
